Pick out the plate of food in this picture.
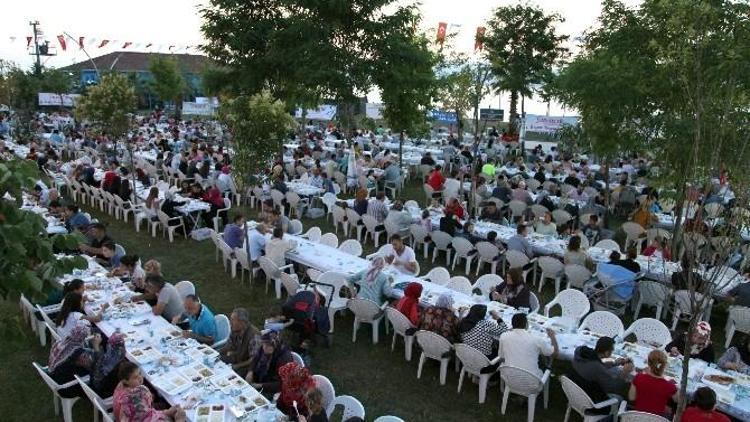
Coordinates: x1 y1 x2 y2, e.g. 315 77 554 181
128 346 162 364
179 363 214 384
151 371 192 395
195 404 225 422
704 374 735 386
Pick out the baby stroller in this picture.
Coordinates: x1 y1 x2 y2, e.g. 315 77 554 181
281 281 333 348
584 263 639 316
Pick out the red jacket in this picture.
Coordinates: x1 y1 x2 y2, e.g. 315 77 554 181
427 170 445 191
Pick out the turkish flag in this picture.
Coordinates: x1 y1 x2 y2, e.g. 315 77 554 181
98 40 109 48
57 35 66 51
79 37 85 49
475 27 486 51
122 42 132 49
145 43 153 48
26 36 33 47
436 22 448 44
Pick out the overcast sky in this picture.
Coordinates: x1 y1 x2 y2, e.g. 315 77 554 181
1 0 640 116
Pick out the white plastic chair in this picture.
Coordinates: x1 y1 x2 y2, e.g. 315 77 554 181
320 232 339 248
361 214 386 247
345 208 364 241
415 330 454 385
374 417 405 422
430 230 453 265
633 280 672 320
410 223 430 259
726 306 750 348
258 256 294 299
504 249 536 283
499 365 551 422
280 272 301 297
617 403 670 422
157 210 186 243
544 289 591 326
671 290 713 330
75 375 114 422
212 314 230 348
32 362 85 422
212 197 232 233
313 374 337 416
537 256 564 294
594 239 621 252
321 192 337 221
304 227 322 242
36 304 59 347
332 206 348 235
455 344 501 403
451 237 477 275
445 276 473 296
318 271 349 333
338 239 363 257
291 351 305 367
174 280 196 299
329 395 365 420
560 375 619 422
349 298 387 344
234 246 259 283
421 267 451 286
529 292 540 314
473 274 502 298
622 318 672 348
475 241 502 275
579 311 625 338
289 219 304 235
386 307 416 361
565 264 593 290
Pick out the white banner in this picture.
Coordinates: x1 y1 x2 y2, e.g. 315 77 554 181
182 101 216 116
524 114 579 134
195 96 219 106
38 93 81 107
295 105 337 121
365 103 384 120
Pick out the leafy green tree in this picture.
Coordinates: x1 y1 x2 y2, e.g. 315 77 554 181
0 62 73 115
149 56 185 116
0 160 87 337
200 0 429 131
218 91 296 191
484 3 568 135
554 1 750 416
75 73 136 139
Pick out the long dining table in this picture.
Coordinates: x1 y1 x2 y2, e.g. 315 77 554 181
277 233 750 419
54 255 282 422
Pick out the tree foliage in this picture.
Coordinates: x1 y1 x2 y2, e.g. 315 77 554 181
0 160 87 338
200 0 434 129
484 3 568 134
75 73 136 139
149 55 185 114
0 61 73 113
218 91 296 190
553 1 750 416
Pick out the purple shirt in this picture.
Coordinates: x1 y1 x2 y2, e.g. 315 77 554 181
223 224 244 249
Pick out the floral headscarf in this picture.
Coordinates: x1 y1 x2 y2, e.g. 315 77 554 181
278 362 314 415
365 257 386 286
48 324 90 372
92 333 126 388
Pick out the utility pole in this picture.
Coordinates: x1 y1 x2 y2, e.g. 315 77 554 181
30 21 41 75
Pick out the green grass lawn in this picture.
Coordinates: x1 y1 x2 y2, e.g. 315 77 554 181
0 179 733 422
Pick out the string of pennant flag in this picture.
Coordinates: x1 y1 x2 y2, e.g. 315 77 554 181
12 33 199 53
434 22 486 50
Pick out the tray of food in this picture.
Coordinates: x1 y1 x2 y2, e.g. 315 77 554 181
151 370 193 396
703 373 735 390
195 404 226 422
128 346 162 364
179 363 215 384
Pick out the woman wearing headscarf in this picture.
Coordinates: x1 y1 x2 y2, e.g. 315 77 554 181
346 257 394 305
459 304 508 359
395 282 423 325
418 293 460 343
718 335 750 374
666 321 715 363
277 362 315 418
91 333 127 397
246 332 293 397
48 325 102 397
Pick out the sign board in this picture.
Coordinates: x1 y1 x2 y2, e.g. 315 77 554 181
182 101 216 116
524 114 579 134
428 109 457 124
295 105 337 121
195 96 220 106
365 103 384 120
38 93 81 107
480 108 504 121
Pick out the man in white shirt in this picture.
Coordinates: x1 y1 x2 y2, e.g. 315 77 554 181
308 167 323 188
384 234 417 274
385 201 413 233
248 223 268 264
498 313 558 378
534 212 558 236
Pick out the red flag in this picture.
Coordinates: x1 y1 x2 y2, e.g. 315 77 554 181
26 36 33 47
122 42 132 49
436 22 447 44
57 35 67 51
79 36 84 49
474 27 486 51
98 40 109 48
145 43 153 48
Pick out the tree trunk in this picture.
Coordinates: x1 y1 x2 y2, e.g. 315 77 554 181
509 90 519 135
